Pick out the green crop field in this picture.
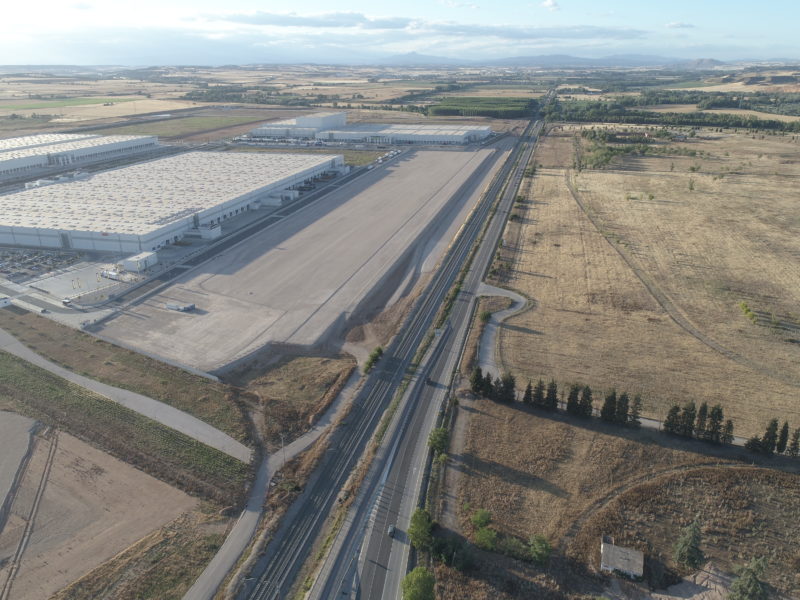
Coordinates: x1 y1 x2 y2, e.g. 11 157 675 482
428 96 536 118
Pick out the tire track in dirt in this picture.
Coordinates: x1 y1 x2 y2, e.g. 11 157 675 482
559 460 741 555
0 430 58 600
564 171 800 389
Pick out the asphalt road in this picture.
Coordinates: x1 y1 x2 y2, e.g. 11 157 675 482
314 115 547 600
236 136 525 600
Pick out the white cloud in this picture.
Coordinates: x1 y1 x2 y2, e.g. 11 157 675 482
439 0 480 9
666 22 694 29
540 0 559 11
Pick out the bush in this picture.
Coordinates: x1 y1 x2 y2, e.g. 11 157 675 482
474 526 497 551
470 508 492 528
408 508 434 551
363 346 384 373
479 310 492 323
428 427 449 455
529 535 552 566
401 566 435 600
498 535 529 561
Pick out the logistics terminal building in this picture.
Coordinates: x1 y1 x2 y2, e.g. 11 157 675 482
250 111 492 145
0 152 344 253
0 133 160 181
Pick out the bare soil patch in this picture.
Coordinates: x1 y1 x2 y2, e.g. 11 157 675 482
460 296 513 374
497 129 800 437
0 431 197 600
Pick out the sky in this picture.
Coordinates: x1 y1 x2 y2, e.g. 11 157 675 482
1 0 797 65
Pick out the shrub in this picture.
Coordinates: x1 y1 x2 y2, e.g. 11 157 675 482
529 534 552 566
471 508 492 529
474 526 497 551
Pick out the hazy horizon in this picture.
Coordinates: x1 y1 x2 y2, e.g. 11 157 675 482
2 0 798 66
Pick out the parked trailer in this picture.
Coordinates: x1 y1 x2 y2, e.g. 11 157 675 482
165 302 195 312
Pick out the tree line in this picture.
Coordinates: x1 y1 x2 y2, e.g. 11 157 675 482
469 367 744 446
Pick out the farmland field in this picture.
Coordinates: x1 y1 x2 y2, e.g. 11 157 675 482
494 126 800 438
94 115 266 138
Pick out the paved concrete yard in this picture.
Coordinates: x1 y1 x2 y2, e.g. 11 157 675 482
0 412 36 526
100 149 495 372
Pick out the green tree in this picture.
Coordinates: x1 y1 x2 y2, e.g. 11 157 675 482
663 405 681 434
629 394 643 428
483 372 494 398
470 509 491 528
401 566 435 600
761 418 779 455
673 520 704 569
789 427 800 457
721 419 735 445
600 390 617 423
579 385 594 418
777 421 790 454
522 380 533 405
728 557 768 600
706 404 724 443
492 376 502 402
499 373 516 403
615 392 630 425
428 427 449 455
470 366 484 395
408 508 434 551
545 379 558 411
695 402 708 438
566 384 581 416
532 379 545 408
678 402 697 437
529 534 551 566
474 526 497 551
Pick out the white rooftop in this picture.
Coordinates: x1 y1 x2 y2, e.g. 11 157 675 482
0 135 156 162
0 133 99 153
322 124 491 136
0 152 340 236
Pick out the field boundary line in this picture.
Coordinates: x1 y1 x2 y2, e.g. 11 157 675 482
564 169 800 389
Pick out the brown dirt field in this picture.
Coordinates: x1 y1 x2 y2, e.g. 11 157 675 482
0 430 197 600
451 396 800 597
227 355 355 451
496 128 800 438
0 307 250 443
51 510 228 600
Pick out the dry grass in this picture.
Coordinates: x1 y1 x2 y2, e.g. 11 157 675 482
93 115 264 139
640 104 800 122
496 128 800 438
228 355 355 450
0 307 250 443
451 396 800 596
51 510 229 600
574 467 800 594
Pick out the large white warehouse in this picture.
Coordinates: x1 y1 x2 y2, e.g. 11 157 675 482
315 124 492 145
0 133 159 181
248 111 492 144
250 111 347 139
0 151 344 253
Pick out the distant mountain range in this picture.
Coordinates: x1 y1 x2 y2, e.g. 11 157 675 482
375 52 727 69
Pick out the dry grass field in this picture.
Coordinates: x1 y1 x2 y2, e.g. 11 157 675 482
450 397 800 596
641 104 800 122
494 127 800 438
0 307 249 443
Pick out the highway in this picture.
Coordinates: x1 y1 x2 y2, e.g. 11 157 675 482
314 113 546 600
236 128 535 600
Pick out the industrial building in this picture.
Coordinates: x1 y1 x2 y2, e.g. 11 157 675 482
0 151 344 253
250 112 347 139
315 123 492 145
249 111 492 145
0 133 160 181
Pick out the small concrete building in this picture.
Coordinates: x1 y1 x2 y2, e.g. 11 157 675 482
600 536 644 579
0 151 344 253
122 251 159 273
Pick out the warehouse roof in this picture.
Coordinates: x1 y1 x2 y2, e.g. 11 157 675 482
321 124 491 137
0 135 157 162
0 152 341 236
0 133 99 153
